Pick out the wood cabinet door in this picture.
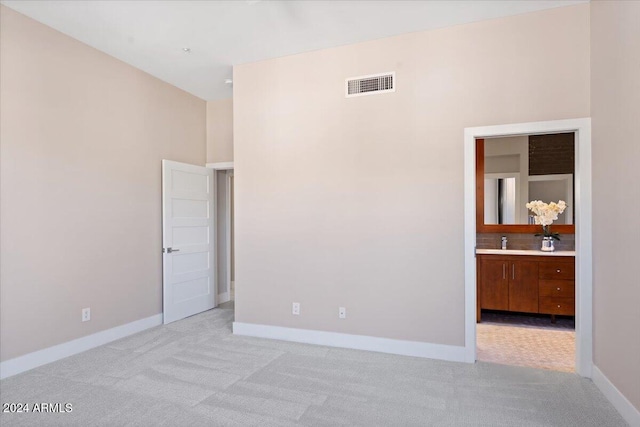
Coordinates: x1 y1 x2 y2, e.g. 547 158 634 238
539 279 574 298
539 260 575 280
479 258 509 310
508 260 539 313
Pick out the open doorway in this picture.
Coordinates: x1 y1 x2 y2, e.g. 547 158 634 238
209 163 235 310
463 118 593 378
475 133 576 372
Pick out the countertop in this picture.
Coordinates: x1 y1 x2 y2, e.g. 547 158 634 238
476 249 576 257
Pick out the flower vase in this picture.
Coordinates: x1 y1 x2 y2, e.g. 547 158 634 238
541 236 555 252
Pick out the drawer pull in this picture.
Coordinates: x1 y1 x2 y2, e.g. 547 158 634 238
557 305 561 308
557 287 561 291
557 269 561 273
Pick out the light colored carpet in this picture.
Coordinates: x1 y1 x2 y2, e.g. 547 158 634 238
0 306 625 426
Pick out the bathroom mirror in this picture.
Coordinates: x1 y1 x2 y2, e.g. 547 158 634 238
476 133 576 233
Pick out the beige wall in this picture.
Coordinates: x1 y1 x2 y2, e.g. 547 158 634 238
233 5 590 345
206 98 234 163
0 6 206 361
591 0 640 412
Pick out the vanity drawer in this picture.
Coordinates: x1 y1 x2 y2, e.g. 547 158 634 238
539 280 575 298
538 261 574 280
539 297 575 315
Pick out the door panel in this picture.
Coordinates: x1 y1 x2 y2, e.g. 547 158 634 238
508 260 539 313
162 160 215 324
479 259 509 310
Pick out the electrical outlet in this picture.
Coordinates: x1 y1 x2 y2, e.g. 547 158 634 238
82 307 91 322
292 302 300 315
339 307 346 319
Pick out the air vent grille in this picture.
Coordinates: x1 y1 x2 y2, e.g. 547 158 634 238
345 72 395 98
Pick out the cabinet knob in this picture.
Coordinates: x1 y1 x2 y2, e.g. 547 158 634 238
557 287 561 291
557 305 561 308
557 269 561 273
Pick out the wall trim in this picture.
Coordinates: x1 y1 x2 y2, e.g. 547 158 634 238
233 322 466 362
464 118 593 376
206 162 234 170
592 365 640 427
0 314 162 379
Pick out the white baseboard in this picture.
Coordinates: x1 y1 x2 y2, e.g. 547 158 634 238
217 292 231 304
592 365 640 427
0 314 163 380
232 322 466 363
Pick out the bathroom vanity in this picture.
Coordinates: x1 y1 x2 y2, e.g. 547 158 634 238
476 249 575 322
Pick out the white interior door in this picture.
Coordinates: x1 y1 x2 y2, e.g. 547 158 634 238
162 160 215 324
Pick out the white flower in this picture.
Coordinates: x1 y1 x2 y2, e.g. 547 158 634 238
526 200 567 227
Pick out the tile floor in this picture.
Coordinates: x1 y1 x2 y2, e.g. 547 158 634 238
477 311 575 373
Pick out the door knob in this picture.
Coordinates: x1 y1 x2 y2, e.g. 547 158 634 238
166 247 180 253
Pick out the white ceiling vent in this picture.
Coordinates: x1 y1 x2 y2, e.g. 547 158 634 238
345 72 395 98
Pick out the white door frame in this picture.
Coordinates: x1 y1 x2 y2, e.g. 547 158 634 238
207 162 234 304
463 118 592 377
226 170 234 300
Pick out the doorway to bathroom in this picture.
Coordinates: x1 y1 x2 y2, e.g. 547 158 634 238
463 118 593 377
475 132 576 372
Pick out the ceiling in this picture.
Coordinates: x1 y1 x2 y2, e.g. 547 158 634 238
2 0 587 101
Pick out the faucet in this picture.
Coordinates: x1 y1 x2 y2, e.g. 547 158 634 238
501 236 508 250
